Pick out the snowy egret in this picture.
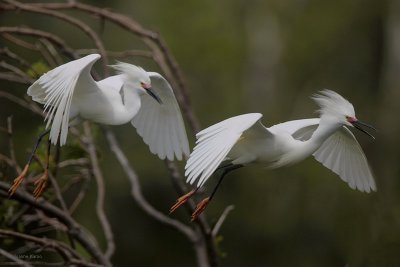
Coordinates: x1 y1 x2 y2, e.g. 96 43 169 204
9 54 189 197
170 89 376 221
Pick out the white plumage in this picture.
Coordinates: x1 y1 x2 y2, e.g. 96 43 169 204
28 54 189 161
185 89 376 193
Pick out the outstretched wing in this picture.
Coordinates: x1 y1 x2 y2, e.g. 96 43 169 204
131 72 189 161
185 113 273 188
270 118 376 192
313 127 376 192
269 118 320 140
27 54 100 146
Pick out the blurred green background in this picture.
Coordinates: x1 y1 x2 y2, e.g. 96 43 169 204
1 0 400 266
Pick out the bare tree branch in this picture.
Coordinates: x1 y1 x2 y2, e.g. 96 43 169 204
0 61 33 82
0 182 112 267
6 116 21 173
76 48 153 59
0 248 34 267
2 0 109 75
0 91 42 116
211 205 235 237
83 122 115 260
7 0 201 132
0 26 77 59
1 32 38 50
0 1 228 266
103 128 196 240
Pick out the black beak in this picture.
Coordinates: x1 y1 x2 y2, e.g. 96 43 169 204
352 120 376 140
146 88 162 104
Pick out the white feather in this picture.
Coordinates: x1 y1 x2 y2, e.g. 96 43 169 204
27 54 100 145
131 72 190 160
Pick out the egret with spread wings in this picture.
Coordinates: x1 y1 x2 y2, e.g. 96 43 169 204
170 90 376 221
9 54 189 197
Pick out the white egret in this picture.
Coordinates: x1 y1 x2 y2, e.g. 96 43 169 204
170 89 376 221
9 54 190 197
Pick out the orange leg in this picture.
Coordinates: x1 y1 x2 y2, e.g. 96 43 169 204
8 129 50 196
8 164 29 196
170 189 197 214
190 164 243 221
191 197 210 221
33 169 48 199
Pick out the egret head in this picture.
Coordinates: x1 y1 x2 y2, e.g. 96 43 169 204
312 89 375 139
111 62 162 103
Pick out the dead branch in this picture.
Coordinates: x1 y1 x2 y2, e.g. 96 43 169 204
4 0 201 132
0 182 112 267
3 0 109 75
211 205 235 237
83 122 115 260
0 26 77 59
6 116 21 173
0 248 33 267
0 1 228 266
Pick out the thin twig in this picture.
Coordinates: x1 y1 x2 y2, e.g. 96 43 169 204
0 61 33 82
0 47 32 68
0 182 111 267
76 48 153 59
1 32 39 50
0 229 73 262
103 127 197 241
83 122 115 260
211 205 235 237
7 116 21 173
0 248 34 267
0 91 42 116
37 38 63 66
68 174 90 214
0 26 77 59
0 72 31 84
3 0 109 75
57 158 89 168
0 153 15 167
16 0 201 132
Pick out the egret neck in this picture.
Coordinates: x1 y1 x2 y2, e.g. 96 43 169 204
276 115 343 168
121 85 142 122
305 115 342 152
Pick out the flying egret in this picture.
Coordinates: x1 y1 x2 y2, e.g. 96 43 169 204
9 54 190 197
170 89 377 221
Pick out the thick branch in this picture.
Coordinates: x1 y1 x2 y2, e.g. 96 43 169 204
103 128 197 242
0 248 33 267
0 182 111 267
83 122 115 260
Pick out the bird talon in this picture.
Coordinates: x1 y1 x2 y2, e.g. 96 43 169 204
191 197 210 221
33 170 48 199
8 164 29 196
170 190 196 214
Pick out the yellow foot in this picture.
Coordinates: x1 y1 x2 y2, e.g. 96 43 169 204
33 169 48 199
170 190 196 214
191 197 210 222
8 164 29 196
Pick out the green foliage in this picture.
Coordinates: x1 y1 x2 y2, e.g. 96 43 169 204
26 61 50 79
